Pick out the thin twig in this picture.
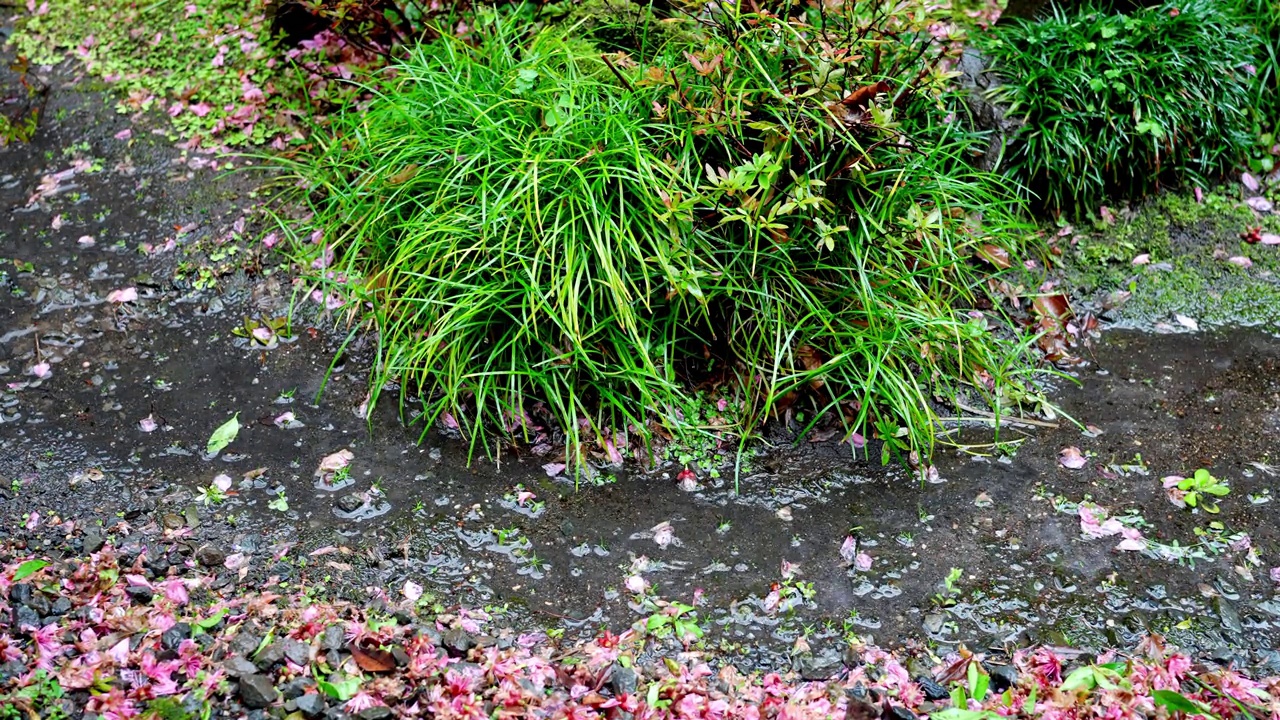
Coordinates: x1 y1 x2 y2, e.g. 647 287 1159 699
945 400 1059 429
601 54 636 93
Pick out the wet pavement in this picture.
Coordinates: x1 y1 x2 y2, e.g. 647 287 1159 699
3 53 1280 675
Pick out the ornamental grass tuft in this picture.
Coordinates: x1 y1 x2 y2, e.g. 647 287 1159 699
278 3 1046 466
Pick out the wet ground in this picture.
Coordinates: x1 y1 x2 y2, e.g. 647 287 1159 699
3 52 1280 675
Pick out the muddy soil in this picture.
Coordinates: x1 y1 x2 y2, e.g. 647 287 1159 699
3 54 1280 675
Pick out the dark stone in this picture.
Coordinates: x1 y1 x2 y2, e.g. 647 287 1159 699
83 528 105 554
1216 597 1244 636
955 49 1024 173
322 625 346 652
1257 649 1280 676
796 647 844 680
8 583 32 606
442 627 474 657
886 705 918 720
414 625 442 647
49 597 72 616
279 678 314 700
609 663 638 695
224 656 259 678
391 646 410 667
145 554 171 575
231 630 264 657
844 686 878 720
0 659 27 682
239 674 279 708
14 604 41 629
336 494 363 513
283 638 311 667
256 641 287 669
392 610 413 626
125 585 154 604
988 664 1018 693
296 693 326 718
196 545 227 568
27 593 51 617
358 708 393 720
915 675 949 701
162 622 191 651
323 708 353 720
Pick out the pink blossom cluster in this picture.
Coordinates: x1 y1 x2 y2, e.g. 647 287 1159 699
2 546 1278 719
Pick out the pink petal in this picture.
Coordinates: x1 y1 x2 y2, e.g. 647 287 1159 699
30 362 51 378
1246 196 1274 213
78 235 95 246
1131 253 1150 266
1261 233 1280 245
1242 173 1260 193
107 638 131 664
139 415 159 432
251 326 274 343
402 580 423 602
1059 446 1087 469
840 536 857 564
854 552 873 572
317 449 354 473
1116 526 1145 551
190 102 212 117
224 553 249 570
1227 256 1253 268
114 128 132 140
624 575 648 594
651 522 676 549
107 287 138 303
542 462 565 478
212 474 233 492
1270 567 1280 584
51 214 63 229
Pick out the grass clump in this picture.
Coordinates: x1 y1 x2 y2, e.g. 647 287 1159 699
280 4 1045 467
975 0 1258 212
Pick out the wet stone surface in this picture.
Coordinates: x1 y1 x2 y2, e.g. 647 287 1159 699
3 50 1280 674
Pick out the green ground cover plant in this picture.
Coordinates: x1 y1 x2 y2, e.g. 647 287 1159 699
278 2 1047 467
12 0 378 147
975 0 1259 212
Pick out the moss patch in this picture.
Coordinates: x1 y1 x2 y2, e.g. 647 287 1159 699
1061 189 1280 328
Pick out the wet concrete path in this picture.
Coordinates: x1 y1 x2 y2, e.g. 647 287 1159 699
3 56 1279 674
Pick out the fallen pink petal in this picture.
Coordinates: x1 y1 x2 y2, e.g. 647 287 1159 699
1059 446 1087 469
106 287 138 303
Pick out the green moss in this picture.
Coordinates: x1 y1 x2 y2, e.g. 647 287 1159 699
1063 189 1280 328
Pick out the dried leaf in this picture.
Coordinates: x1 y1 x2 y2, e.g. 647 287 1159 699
349 643 396 672
977 244 1012 269
1059 446 1087 469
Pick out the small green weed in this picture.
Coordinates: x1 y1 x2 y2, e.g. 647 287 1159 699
1172 468 1230 513
643 601 704 644
0 670 68 720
